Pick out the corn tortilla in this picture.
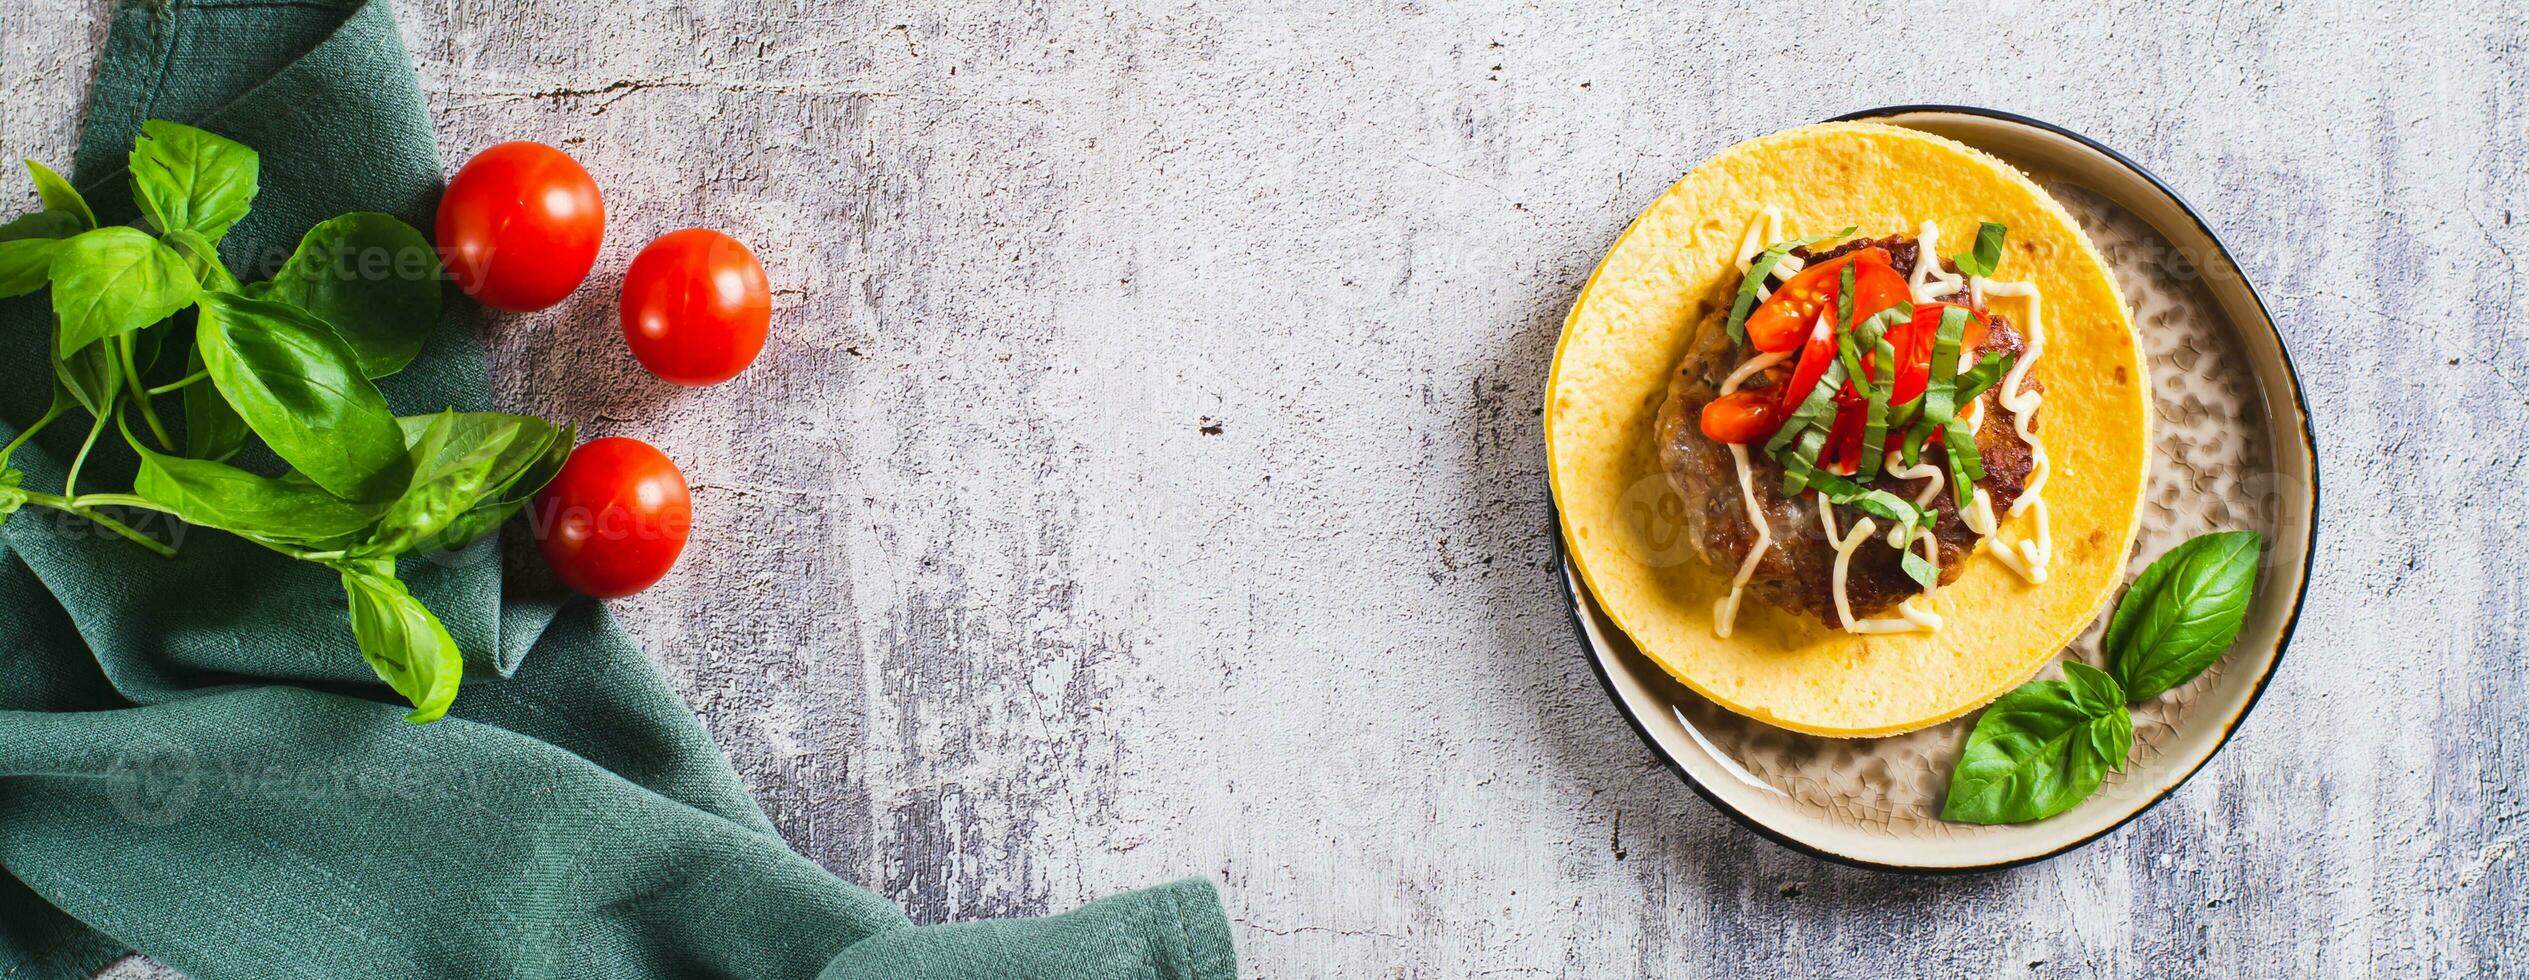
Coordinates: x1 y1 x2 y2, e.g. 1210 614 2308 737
1545 123 2150 738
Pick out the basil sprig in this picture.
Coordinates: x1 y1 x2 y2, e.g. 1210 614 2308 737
1941 531 2266 824
1723 227 1855 346
2107 531 2265 701
0 121 575 724
1941 661 2133 824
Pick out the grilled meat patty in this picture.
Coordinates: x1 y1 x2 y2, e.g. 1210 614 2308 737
1653 236 2041 624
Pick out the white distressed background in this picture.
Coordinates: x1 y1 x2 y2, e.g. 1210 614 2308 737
7 0 2524 976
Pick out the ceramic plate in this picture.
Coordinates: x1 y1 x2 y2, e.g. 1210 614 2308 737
1554 106 2318 871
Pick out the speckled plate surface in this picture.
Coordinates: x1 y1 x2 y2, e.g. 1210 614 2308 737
1555 107 2318 871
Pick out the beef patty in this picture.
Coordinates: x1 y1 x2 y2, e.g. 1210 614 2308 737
1653 236 2042 625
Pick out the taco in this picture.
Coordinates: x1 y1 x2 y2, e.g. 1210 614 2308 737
1546 122 2150 738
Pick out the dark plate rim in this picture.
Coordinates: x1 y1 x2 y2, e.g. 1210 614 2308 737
1552 104 2321 874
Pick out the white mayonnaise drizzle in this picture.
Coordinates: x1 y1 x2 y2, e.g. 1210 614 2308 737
1711 349 1789 638
1821 505 1937 634
1907 220 1967 306
1974 276 2051 581
1711 211 1802 638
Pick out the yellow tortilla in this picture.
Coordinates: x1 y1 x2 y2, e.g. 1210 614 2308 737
1546 122 2150 738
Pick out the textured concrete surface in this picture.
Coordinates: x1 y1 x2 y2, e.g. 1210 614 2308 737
8 0 2526 976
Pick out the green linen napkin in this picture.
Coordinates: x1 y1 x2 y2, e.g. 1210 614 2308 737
0 2 1236 978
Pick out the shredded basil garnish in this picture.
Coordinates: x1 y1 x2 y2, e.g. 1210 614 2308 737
1724 227 1857 346
1851 305 1907 482
1768 357 1848 494
1952 221 2008 278
1835 262 1856 333
1902 307 1973 469
1954 351 2014 402
1900 548 1940 589
1940 351 2018 498
1764 355 1846 458
1807 470 1928 527
1779 427 1831 497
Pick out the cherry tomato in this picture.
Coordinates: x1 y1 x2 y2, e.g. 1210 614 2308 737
436 142 605 312
1698 389 1784 444
533 437 691 598
1742 247 1890 352
620 229 771 386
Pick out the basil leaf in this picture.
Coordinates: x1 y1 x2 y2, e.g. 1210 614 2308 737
396 412 567 503
2106 530 2264 701
1942 662 2133 824
195 290 410 501
1952 221 2008 278
1900 548 1939 589
127 121 260 242
355 411 524 557
52 325 122 417
0 239 54 298
340 563 465 724
264 213 442 377
179 339 249 460
0 208 84 242
49 227 200 356
1723 227 1855 346
22 160 95 230
378 413 570 554
0 208 80 297
131 438 383 543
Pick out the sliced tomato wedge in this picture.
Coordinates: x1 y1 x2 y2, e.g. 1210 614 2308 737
1699 389 1783 444
1743 247 1890 352
1821 397 1865 474
1849 253 1911 327
1776 314 1838 414
1889 301 1991 406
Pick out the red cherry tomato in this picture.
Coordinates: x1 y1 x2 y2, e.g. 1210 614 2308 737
1741 247 1889 352
1698 389 1783 444
436 142 605 312
533 437 691 598
620 229 771 385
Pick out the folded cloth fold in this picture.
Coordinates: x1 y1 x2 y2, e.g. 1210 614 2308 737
0 2 1232 977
